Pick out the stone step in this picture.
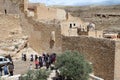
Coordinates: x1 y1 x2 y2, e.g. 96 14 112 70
1 74 21 80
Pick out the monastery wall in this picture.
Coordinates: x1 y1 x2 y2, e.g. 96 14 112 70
62 36 116 80
36 6 56 20
88 30 103 38
56 9 66 20
26 19 62 54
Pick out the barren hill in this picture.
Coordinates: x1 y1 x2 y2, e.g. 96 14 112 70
58 5 120 32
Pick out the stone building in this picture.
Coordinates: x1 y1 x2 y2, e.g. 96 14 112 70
60 13 85 36
35 5 66 21
0 0 20 14
26 3 66 21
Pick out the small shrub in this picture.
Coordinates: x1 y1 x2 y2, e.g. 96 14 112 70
20 69 51 80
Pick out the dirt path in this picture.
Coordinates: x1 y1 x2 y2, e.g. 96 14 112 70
13 59 35 75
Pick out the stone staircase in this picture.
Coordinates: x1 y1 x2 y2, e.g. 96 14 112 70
47 70 56 80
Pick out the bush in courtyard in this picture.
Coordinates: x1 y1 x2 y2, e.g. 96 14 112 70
55 51 92 80
20 69 51 80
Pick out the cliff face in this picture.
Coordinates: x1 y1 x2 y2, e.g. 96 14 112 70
0 14 22 39
0 0 28 56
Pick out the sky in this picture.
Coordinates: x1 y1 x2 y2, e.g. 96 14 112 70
29 0 120 6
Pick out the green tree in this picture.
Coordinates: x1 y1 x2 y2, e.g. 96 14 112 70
55 51 92 80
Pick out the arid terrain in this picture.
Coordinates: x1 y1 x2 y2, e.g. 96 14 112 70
57 5 120 32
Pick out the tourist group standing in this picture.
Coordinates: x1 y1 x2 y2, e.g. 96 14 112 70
22 53 56 70
34 53 56 69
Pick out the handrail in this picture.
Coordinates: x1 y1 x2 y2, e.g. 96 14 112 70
89 74 104 80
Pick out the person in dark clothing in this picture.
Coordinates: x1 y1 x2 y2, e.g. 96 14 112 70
38 56 42 68
52 53 56 63
44 56 47 65
50 53 56 64
35 54 38 60
0 67 2 76
42 56 45 66
24 54 26 61
46 54 50 69
46 61 50 69
8 63 14 76
30 54 33 61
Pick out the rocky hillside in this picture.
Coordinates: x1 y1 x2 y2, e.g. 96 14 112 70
0 14 22 39
59 5 120 32
0 14 29 56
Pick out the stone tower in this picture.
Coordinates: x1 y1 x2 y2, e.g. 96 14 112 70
19 0 28 12
23 0 28 12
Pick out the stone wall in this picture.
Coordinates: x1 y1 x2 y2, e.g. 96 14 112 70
0 0 19 14
0 0 4 14
56 9 66 21
114 41 120 80
62 36 116 80
35 5 66 21
26 19 62 54
88 30 103 38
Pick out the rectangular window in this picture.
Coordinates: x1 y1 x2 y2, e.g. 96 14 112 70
4 58 7 61
70 24 72 28
74 23 76 26
0 58 3 62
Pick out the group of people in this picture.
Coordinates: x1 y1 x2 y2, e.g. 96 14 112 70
0 63 14 76
34 53 56 69
22 53 56 70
